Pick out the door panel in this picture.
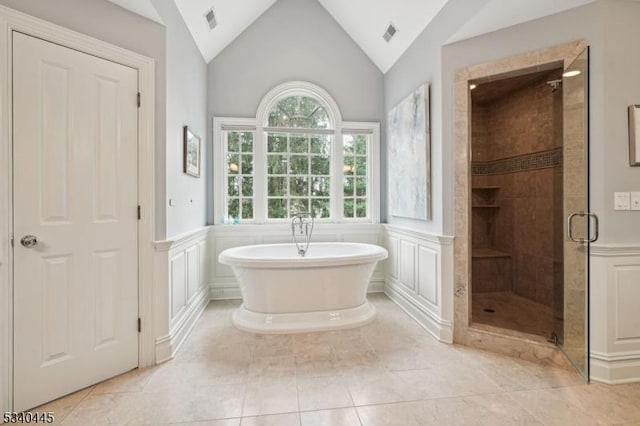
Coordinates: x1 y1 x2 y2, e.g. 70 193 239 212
559 47 590 380
13 32 139 411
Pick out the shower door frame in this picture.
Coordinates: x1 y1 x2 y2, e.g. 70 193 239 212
452 40 590 371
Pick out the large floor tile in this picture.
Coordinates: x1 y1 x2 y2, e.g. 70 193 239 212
297 376 353 411
242 378 299 417
301 407 361 426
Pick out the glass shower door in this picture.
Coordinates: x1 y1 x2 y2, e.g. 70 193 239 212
558 47 594 380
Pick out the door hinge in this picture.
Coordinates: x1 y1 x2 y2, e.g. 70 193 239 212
137 92 141 108
137 205 141 220
10 236 14 247
138 317 142 333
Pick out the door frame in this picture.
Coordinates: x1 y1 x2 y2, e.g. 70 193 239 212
452 40 589 365
0 5 156 412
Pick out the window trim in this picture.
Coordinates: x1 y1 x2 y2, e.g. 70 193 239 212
213 82 380 224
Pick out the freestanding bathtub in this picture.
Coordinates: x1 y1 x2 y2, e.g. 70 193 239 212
218 242 388 334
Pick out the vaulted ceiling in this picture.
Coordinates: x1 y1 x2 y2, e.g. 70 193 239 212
107 0 598 73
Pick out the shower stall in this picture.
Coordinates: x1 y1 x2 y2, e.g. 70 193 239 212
467 47 593 379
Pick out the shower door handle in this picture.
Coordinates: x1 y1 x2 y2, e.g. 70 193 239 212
567 211 599 244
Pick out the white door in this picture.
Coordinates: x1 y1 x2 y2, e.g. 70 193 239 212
13 32 139 411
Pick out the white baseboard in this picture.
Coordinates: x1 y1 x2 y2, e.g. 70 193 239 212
384 281 453 343
591 351 640 384
155 286 209 363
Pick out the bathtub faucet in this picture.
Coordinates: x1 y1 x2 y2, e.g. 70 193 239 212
291 211 314 257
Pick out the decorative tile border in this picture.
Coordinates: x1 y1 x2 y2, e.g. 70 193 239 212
472 148 562 175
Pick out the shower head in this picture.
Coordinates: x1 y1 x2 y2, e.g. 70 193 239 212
546 79 563 93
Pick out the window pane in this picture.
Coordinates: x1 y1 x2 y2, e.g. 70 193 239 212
241 154 253 174
343 135 354 155
344 199 354 218
228 198 240 218
311 136 330 155
355 156 367 175
228 176 240 197
242 177 253 196
343 177 354 196
289 156 308 175
227 154 239 174
311 156 330 175
268 199 287 218
268 134 287 152
311 198 330 218
356 198 367 218
354 135 368 155
268 177 287 196
291 198 309 214
343 157 354 175
290 136 308 153
268 155 287 174
355 177 367 196
228 132 240 152
289 177 309 196
268 96 330 129
311 177 330 197
242 199 253 219
240 133 253 152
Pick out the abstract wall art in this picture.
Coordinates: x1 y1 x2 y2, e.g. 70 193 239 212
388 83 431 220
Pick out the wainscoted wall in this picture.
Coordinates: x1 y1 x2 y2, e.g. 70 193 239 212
590 245 640 384
209 224 384 299
382 225 454 343
154 227 211 363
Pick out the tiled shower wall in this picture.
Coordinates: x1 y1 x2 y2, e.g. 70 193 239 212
472 70 563 307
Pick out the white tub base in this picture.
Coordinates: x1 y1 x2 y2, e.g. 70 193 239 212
232 301 376 334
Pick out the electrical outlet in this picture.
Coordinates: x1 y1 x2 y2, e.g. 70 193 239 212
615 192 630 210
631 192 640 211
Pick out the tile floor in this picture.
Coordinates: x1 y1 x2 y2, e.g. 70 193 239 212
472 291 554 338
35 294 640 425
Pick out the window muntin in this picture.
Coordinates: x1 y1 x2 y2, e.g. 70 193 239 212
343 134 369 219
225 131 255 221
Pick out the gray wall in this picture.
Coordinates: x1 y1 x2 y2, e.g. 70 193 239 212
207 0 384 224
0 0 168 238
387 0 640 244
441 0 640 244
151 0 207 238
383 0 491 234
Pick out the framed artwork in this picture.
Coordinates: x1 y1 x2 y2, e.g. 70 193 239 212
628 105 640 166
183 125 201 177
388 83 431 220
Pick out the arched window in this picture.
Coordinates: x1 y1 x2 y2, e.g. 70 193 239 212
214 82 379 224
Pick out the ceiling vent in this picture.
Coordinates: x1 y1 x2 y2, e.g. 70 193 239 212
382 23 397 43
204 8 217 30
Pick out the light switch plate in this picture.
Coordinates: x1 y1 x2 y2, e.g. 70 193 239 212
631 192 640 211
615 192 631 210
169 198 176 206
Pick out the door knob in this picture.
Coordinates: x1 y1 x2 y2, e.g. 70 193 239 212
20 235 38 248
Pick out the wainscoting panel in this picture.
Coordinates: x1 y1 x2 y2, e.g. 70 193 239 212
209 224 385 298
154 228 210 363
590 245 640 384
382 225 454 343
418 246 438 307
399 241 416 291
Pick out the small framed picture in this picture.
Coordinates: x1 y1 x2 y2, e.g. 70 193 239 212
628 105 640 166
183 126 201 177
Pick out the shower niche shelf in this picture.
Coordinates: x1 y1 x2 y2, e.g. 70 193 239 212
472 248 511 258
472 186 501 209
